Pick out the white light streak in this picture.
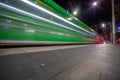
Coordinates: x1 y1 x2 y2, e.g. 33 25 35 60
21 0 93 35
0 3 89 35
25 29 35 32
57 33 64 35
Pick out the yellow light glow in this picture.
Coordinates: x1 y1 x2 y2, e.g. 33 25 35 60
73 11 77 15
67 18 72 21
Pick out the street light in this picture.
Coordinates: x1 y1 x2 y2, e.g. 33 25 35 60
92 1 98 6
102 23 105 28
91 0 115 44
72 6 80 16
73 10 78 15
87 1 100 14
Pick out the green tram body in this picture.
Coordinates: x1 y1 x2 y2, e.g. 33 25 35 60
0 0 100 45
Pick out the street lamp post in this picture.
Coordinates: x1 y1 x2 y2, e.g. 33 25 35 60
111 0 116 44
92 0 116 44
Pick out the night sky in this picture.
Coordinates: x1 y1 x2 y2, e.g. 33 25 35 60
53 0 112 27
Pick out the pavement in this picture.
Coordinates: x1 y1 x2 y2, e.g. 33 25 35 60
0 44 120 80
0 45 88 56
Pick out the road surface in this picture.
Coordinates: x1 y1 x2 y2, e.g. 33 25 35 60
0 44 120 80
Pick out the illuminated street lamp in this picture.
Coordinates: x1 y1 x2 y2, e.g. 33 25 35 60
90 0 115 44
92 1 98 6
73 10 78 15
72 6 81 16
102 23 105 28
87 1 100 14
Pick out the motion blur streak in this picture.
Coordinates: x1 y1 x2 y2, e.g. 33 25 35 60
0 2 87 35
21 0 94 35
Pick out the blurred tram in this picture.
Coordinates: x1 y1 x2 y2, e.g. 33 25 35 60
0 0 102 45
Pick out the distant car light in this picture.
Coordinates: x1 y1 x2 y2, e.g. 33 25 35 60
103 42 106 44
116 38 120 44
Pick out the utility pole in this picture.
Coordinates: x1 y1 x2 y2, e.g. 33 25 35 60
111 0 116 44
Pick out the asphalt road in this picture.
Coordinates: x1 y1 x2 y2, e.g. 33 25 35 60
0 44 120 80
